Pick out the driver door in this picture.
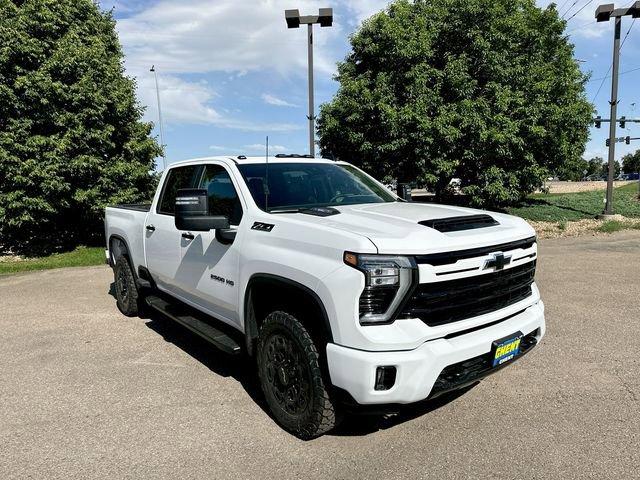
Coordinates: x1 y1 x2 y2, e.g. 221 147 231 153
174 163 245 327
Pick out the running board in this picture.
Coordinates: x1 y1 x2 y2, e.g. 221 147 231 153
145 295 241 355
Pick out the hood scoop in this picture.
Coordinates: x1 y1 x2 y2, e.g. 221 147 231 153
419 214 499 233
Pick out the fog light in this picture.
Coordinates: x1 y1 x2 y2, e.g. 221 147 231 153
374 366 397 391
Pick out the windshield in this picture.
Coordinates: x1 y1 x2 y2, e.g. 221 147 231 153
237 162 396 212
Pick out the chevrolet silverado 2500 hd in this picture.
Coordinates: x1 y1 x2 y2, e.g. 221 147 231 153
105 155 545 439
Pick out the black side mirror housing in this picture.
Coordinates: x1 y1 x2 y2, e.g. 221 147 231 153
174 188 230 231
397 183 412 202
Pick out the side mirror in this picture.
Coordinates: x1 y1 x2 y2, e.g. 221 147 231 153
397 183 412 202
175 189 230 231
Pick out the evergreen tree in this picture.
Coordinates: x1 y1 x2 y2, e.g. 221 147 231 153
0 0 161 255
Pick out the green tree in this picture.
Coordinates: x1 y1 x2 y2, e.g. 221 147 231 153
621 150 640 174
0 0 161 255
586 156 603 177
317 0 593 206
557 157 588 181
600 160 621 178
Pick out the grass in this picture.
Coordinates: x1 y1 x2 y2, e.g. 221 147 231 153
597 220 626 233
0 246 105 275
506 183 640 222
597 219 640 233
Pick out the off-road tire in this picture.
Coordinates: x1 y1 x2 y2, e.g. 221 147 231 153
257 311 340 439
114 256 139 317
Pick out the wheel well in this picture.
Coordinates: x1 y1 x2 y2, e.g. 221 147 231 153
244 275 333 356
109 236 129 262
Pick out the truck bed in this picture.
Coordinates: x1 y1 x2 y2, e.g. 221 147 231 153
104 205 150 271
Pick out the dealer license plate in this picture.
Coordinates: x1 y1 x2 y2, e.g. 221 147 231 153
492 332 523 367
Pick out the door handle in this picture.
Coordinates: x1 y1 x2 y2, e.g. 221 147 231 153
181 232 195 240
146 225 156 232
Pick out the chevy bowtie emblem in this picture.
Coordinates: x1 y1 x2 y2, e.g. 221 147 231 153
484 252 512 270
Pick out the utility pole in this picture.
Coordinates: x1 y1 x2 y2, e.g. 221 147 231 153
285 8 333 157
595 2 640 217
150 65 166 171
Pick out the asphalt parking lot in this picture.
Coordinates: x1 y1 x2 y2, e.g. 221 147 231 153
1 231 639 479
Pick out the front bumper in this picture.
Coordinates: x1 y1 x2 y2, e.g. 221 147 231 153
326 300 545 405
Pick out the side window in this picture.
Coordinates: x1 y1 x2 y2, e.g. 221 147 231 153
199 165 243 225
157 165 201 215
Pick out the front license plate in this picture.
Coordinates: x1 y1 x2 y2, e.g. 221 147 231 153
492 332 523 367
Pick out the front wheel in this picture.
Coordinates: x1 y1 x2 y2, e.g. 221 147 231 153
257 311 340 439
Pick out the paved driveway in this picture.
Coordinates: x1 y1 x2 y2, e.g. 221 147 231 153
1 232 639 479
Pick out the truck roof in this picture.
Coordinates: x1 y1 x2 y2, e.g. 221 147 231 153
167 155 341 167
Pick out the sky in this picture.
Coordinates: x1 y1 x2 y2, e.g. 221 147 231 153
98 0 640 169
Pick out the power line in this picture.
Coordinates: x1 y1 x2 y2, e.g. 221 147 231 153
592 19 637 102
557 0 572 13
561 0 580 19
565 0 596 22
621 17 636 48
565 0 636 31
591 65 640 82
566 19 596 33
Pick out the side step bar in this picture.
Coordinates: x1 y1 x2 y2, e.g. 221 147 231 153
145 295 241 355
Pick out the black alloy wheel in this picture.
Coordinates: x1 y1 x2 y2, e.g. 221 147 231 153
114 255 139 317
257 311 340 439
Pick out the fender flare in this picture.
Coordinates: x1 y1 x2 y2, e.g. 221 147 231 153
243 273 334 354
108 234 137 277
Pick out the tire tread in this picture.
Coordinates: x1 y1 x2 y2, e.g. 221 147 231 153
257 311 339 439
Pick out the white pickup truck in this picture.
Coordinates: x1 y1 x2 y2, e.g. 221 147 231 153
105 154 545 439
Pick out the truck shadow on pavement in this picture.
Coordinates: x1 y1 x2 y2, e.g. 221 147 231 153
109 283 475 437
142 310 268 409
333 386 476 436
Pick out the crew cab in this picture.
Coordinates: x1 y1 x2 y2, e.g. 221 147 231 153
104 155 545 439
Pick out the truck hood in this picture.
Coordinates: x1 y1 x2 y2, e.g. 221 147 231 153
300 202 535 254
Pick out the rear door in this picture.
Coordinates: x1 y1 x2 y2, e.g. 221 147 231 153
176 162 245 326
145 164 201 294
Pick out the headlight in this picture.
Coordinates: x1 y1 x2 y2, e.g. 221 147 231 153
344 252 417 324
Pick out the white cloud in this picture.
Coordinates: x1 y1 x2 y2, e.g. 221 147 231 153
262 93 298 107
135 68 302 131
116 0 344 76
137 72 221 125
113 0 397 129
244 143 288 153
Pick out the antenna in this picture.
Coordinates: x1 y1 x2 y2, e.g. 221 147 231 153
265 136 269 211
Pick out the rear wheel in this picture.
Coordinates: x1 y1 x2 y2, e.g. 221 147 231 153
257 311 340 439
114 256 139 317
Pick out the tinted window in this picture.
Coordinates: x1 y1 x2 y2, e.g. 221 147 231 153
157 165 201 214
237 162 395 211
199 165 243 225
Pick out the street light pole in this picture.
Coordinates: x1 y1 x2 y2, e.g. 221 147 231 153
285 8 333 157
595 2 640 217
150 65 166 171
307 23 315 158
604 16 621 215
